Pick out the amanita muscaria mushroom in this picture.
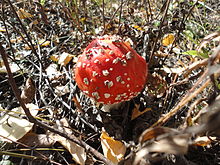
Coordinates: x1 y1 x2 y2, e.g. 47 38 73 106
75 35 148 105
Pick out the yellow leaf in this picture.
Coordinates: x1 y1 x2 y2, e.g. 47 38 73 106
32 20 39 25
106 24 112 30
131 105 151 120
100 131 126 164
38 39 50 47
50 55 59 62
80 17 86 23
0 27 6 32
162 33 175 46
17 8 33 19
133 25 143 31
24 39 50 50
58 52 73 66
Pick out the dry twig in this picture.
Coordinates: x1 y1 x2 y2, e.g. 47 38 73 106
151 45 220 128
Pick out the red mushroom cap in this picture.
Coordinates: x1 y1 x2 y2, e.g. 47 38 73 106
75 35 148 104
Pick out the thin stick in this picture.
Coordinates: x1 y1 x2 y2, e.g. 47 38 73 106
0 44 113 165
102 0 127 35
150 78 211 128
151 45 220 127
118 0 123 33
7 0 40 62
102 0 105 29
148 0 171 64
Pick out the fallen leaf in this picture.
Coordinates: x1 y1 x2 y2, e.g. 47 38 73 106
10 37 23 43
19 132 56 147
38 39 50 47
0 104 39 142
147 134 189 154
32 20 39 25
0 27 6 32
146 73 167 98
17 8 33 19
21 78 36 103
45 64 62 80
134 127 190 165
100 131 126 165
162 33 175 46
132 25 143 31
182 50 209 58
192 136 216 147
58 52 73 66
24 39 50 50
50 55 59 62
48 118 86 165
163 66 184 75
131 104 151 120
197 95 220 136
54 85 70 96
50 53 75 66
0 63 20 73
139 127 178 143
134 132 189 165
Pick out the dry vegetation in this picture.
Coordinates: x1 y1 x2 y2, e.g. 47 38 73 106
0 0 220 165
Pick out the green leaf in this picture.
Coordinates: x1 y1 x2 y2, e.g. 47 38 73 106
40 0 46 5
182 50 209 58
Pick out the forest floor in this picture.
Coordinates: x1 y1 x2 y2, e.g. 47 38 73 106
0 0 220 165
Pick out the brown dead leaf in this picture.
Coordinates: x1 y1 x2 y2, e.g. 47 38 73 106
19 132 56 147
139 127 189 154
146 134 189 154
146 73 167 98
50 52 76 66
101 131 126 165
21 78 36 103
134 127 190 165
10 37 23 44
48 118 86 165
192 136 216 147
131 104 151 120
139 127 178 143
50 55 59 62
24 39 50 50
197 95 220 136
17 8 33 19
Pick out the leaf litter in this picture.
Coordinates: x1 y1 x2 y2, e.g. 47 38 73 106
0 0 219 165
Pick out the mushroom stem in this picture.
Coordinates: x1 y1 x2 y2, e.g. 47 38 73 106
101 102 126 112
